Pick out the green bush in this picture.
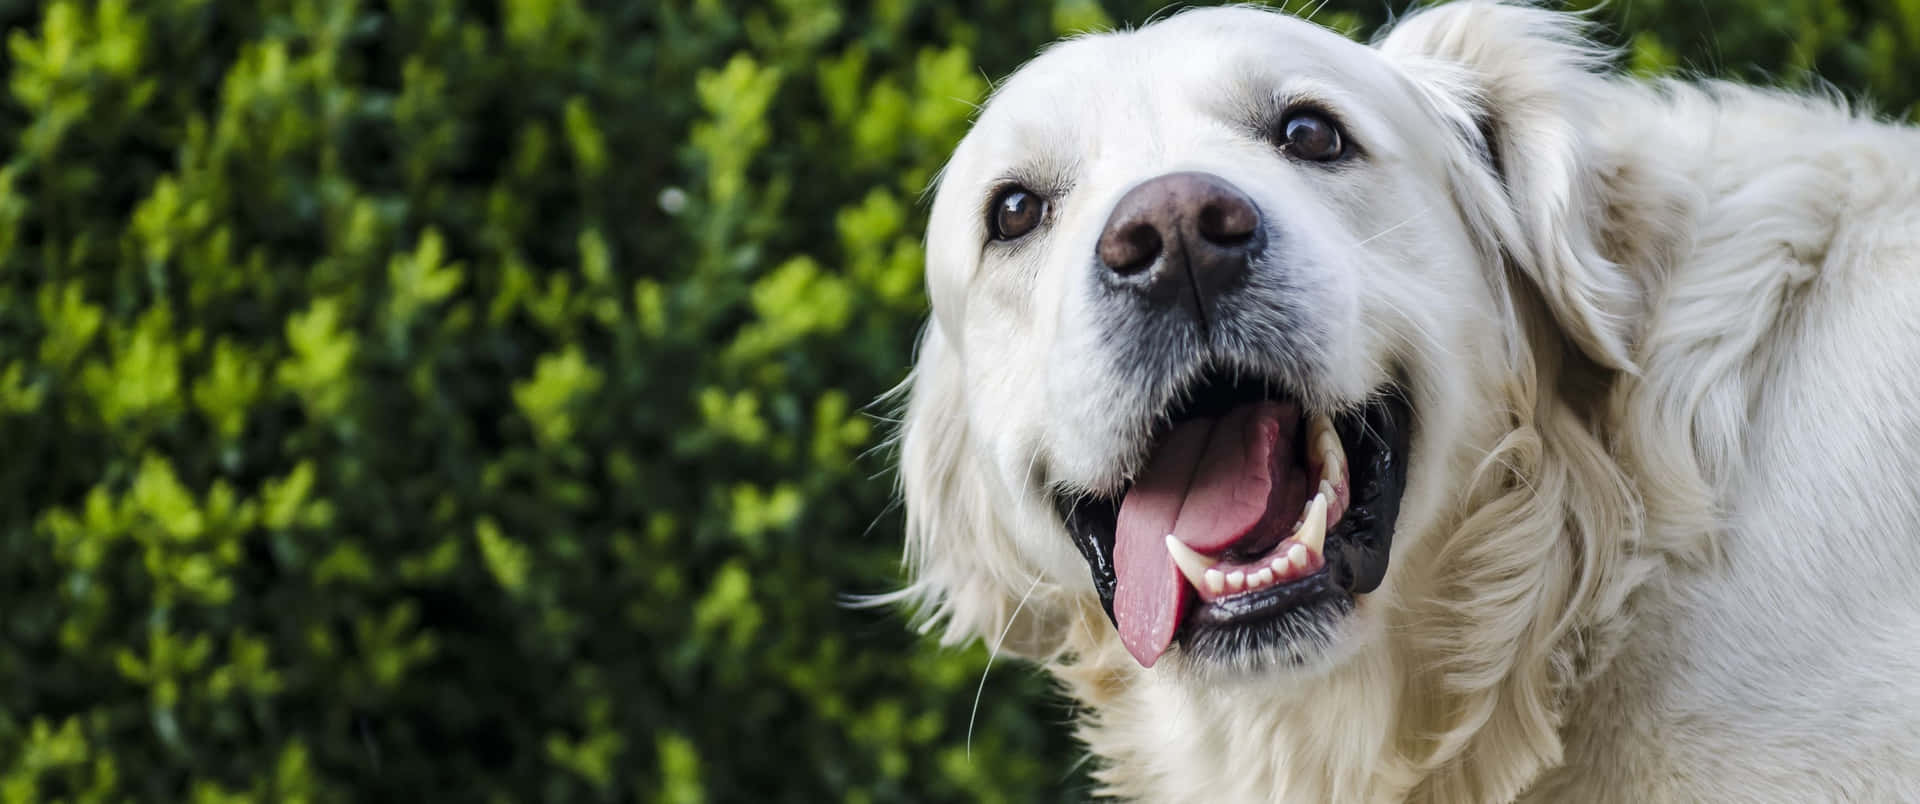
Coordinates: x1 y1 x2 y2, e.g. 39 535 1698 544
0 0 1914 801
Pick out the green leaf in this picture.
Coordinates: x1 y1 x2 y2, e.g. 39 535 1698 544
475 517 530 596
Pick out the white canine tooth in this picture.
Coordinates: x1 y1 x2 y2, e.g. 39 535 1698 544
1309 413 1334 445
1296 493 1329 556
1251 568 1274 588
1164 535 1216 590
1316 429 1341 461
1226 570 1246 592
1204 569 1226 595
1320 479 1336 502
1318 428 1346 480
1286 542 1310 569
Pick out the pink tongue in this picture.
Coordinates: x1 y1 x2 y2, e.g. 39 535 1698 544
1112 402 1296 667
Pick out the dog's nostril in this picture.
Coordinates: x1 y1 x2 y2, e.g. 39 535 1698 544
1197 198 1258 246
1100 221 1164 275
1095 171 1259 304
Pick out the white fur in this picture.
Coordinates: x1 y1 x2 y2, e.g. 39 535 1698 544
892 3 1920 800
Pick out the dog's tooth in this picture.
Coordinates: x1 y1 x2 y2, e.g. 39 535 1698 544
1286 542 1310 570
1295 493 1329 556
1309 413 1334 447
1164 535 1216 590
1307 414 1333 469
1204 569 1226 596
1226 570 1246 592
1316 427 1346 480
1251 568 1274 588
1316 428 1341 462
1319 478 1336 502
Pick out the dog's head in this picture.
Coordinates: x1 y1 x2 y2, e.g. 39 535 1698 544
897 2 1641 680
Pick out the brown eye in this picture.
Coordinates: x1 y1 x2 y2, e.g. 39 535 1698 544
989 187 1046 240
1280 111 1346 162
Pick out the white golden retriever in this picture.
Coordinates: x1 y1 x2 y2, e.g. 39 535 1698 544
891 1 1920 801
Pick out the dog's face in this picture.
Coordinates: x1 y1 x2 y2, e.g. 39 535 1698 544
902 5 1630 678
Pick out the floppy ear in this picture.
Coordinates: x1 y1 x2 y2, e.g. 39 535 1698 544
890 322 1068 658
1377 2 1640 371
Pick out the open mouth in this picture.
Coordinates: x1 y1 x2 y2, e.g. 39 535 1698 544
1058 371 1413 667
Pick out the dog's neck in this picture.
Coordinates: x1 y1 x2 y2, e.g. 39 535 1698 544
1053 626 1422 802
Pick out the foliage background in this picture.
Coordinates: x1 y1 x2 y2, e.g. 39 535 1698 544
0 0 1913 800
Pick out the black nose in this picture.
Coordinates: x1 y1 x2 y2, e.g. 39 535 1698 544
1096 171 1262 306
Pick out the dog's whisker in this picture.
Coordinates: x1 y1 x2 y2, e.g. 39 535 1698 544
1353 205 1432 248
968 574 1045 762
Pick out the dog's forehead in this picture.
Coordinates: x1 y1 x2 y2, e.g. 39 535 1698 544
980 8 1376 129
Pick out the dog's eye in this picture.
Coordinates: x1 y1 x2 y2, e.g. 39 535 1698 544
1279 111 1346 162
989 186 1047 241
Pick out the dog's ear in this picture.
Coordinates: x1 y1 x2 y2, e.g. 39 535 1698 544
1377 2 1639 371
889 323 1066 658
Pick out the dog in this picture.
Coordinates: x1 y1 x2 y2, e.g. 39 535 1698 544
888 1 1920 801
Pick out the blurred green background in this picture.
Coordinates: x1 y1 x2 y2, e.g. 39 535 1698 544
0 0 1914 800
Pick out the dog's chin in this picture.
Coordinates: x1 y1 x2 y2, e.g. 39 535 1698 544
1056 369 1414 673
1160 592 1384 685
